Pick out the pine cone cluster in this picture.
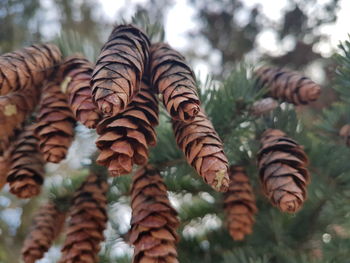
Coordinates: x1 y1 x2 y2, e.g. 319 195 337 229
257 129 310 213
173 110 229 192
22 202 66 263
224 165 257 241
7 124 45 198
91 25 151 116
129 166 179 263
255 66 321 105
96 78 158 176
150 42 200 122
35 80 75 163
61 55 101 128
60 173 108 263
0 44 62 149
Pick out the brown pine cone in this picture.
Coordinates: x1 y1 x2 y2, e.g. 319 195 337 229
61 55 102 129
22 202 66 263
129 166 179 263
255 66 321 105
60 173 108 263
224 165 257 241
172 110 229 192
150 42 200 122
35 80 76 163
7 124 45 198
96 78 158 176
0 43 61 95
0 44 62 148
91 24 150 116
339 124 350 146
257 129 310 213
0 154 10 190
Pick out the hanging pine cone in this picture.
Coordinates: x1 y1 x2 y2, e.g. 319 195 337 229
224 165 257 241
257 129 310 213
35 80 75 163
255 66 321 105
339 124 350 146
7 124 45 198
172 110 229 192
96 78 158 176
22 202 66 263
0 154 9 190
150 42 200 122
60 173 108 263
0 44 61 95
91 24 150 116
61 55 102 129
0 44 62 148
129 166 179 263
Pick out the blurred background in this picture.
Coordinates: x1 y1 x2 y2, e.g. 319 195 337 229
0 0 349 262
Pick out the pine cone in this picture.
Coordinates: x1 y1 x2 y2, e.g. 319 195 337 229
0 154 9 190
150 42 200 122
172 110 229 192
60 173 108 263
255 66 321 105
257 129 310 213
91 24 150 116
0 44 61 95
0 44 62 147
224 165 257 241
7 124 45 198
22 202 66 263
339 124 350 146
35 80 75 163
61 55 102 129
96 78 158 176
129 166 179 263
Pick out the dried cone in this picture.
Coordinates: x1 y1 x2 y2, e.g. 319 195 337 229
255 66 321 105
61 55 102 128
0 44 62 148
172 110 229 192
35 80 75 163
257 129 310 213
130 166 179 263
150 43 200 122
22 202 66 263
7 124 45 198
91 24 151 116
339 124 350 147
96 78 158 176
224 165 257 241
0 44 61 95
0 154 9 190
60 173 108 263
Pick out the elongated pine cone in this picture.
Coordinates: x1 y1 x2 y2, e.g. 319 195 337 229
0 154 9 190
0 44 62 148
255 66 321 105
339 124 350 147
172 110 229 192
96 78 158 176
7 124 45 198
224 165 257 241
150 43 200 122
22 202 66 263
91 24 151 116
35 80 75 163
130 166 179 263
61 55 101 128
0 43 61 95
60 173 108 263
257 129 310 213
